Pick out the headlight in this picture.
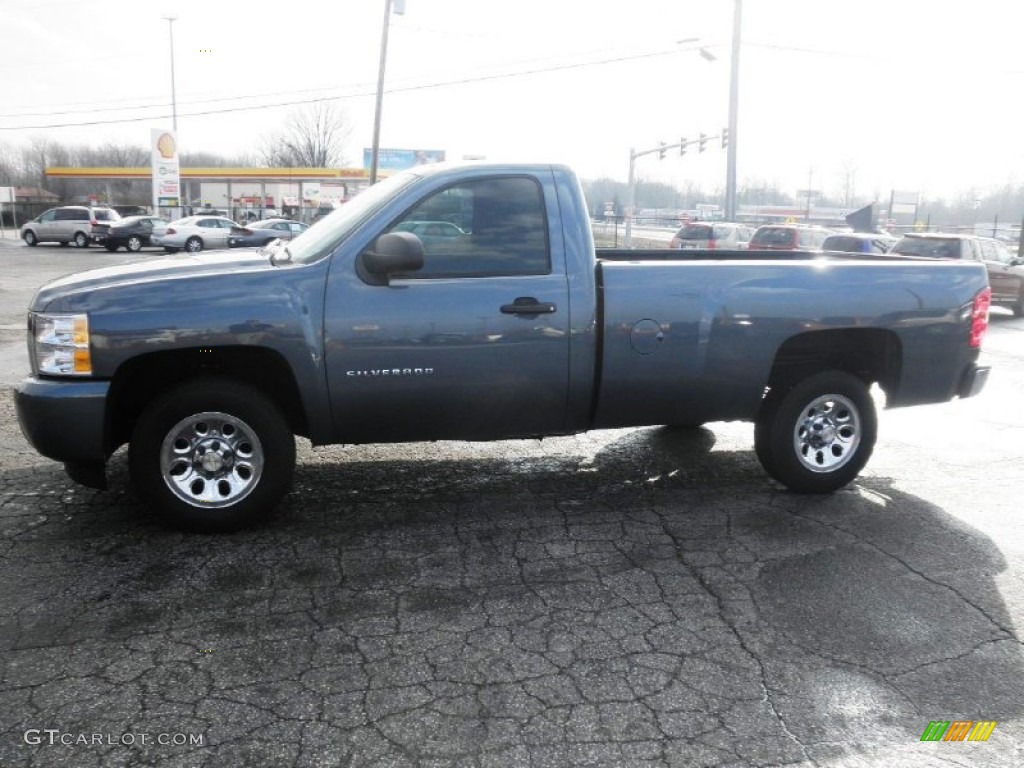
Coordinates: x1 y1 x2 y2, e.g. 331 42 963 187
33 312 93 376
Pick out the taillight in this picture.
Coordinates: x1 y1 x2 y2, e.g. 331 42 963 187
708 239 716 250
969 287 991 348
90 219 98 226
166 227 176 235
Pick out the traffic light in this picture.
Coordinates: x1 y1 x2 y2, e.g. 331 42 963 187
680 137 687 156
699 133 707 153
721 128 729 149
659 141 666 160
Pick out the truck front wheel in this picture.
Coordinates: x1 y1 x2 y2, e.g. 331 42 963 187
129 378 295 531
754 371 876 493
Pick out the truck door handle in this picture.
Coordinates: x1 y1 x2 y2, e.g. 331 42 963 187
500 297 557 315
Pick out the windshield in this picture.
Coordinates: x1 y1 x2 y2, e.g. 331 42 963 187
284 172 419 264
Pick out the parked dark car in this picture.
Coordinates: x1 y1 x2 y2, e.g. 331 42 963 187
227 218 309 248
890 232 1024 315
821 232 898 254
749 224 832 252
110 205 149 217
92 216 169 252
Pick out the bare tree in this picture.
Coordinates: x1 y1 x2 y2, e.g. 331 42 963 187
261 102 350 168
834 159 859 207
0 141 19 185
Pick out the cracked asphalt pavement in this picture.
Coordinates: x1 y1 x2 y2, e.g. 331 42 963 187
1 241 1023 766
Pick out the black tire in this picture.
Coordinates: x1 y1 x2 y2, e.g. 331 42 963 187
126 236 143 252
185 236 203 253
104 243 119 252
23 230 38 247
129 378 296 532
1012 290 1024 317
754 371 876 494
74 231 90 248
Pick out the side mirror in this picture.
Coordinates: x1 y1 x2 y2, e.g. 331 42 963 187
361 231 424 283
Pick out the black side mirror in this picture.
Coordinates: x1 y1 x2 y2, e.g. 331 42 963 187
361 231 424 284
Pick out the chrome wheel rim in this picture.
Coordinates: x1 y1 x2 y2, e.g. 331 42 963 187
186 239 201 252
128 237 141 251
793 393 861 473
159 411 263 508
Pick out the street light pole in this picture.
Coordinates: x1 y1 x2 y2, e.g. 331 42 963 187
370 0 405 184
625 148 637 247
163 16 178 132
724 0 741 221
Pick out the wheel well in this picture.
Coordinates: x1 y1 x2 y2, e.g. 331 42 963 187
106 347 309 450
765 328 901 400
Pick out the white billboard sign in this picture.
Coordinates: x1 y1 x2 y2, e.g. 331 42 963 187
151 128 181 209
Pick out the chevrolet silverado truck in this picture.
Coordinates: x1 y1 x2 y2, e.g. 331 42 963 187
15 163 992 531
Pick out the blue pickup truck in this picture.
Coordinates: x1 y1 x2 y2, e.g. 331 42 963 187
15 163 991 531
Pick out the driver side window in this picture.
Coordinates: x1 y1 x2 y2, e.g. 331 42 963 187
386 176 550 278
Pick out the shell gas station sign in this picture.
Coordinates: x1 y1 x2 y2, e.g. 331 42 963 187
151 128 181 209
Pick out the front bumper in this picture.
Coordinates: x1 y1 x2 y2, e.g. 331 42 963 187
14 377 111 463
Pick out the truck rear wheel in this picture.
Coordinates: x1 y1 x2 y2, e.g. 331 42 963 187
754 371 876 493
129 378 295 531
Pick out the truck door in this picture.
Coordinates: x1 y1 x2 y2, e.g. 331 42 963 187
323 175 571 444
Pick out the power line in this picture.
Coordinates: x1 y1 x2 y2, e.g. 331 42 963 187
0 38 703 119
0 45 702 131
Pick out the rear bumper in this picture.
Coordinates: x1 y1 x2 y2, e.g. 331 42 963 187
14 377 111 463
958 363 990 399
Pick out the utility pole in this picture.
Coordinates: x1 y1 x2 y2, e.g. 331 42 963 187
724 0 741 221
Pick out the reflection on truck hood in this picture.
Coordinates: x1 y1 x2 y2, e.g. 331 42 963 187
31 250 275 311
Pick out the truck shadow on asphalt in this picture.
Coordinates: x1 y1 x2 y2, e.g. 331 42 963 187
0 424 1020 765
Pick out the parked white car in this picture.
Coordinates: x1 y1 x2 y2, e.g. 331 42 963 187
152 216 239 253
670 222 753 250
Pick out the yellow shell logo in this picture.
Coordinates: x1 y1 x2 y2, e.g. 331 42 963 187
157 133 177 159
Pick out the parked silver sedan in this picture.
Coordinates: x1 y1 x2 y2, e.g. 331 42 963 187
227 219 309 248
152 215 240 253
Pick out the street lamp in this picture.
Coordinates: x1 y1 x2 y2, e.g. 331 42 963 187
163 15 178 132
724 0 742 221
369 0 406 184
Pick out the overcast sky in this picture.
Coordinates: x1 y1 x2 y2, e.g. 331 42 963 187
1 0 1022 202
